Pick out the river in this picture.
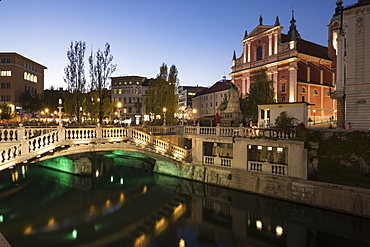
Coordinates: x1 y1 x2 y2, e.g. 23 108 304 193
0 150 370 247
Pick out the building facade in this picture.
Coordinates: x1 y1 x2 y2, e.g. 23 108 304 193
230 15 337 124
178 86 207 110
332 0 370 130
0 52 46 106
110 76 149 125
192 78 232 119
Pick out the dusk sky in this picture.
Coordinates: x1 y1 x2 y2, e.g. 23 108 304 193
0 0 357 89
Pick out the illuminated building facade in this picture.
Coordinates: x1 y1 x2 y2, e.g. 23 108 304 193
331 0 370 129
111 75 150 125
230 15 337 124
0 52 46 106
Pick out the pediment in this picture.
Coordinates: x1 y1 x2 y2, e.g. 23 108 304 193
245 25 276 39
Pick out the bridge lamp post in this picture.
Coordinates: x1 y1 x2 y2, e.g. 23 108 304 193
117 102 122 126
180 106 186 134
162 107 167 126
58 99 63 126
79 107 83 124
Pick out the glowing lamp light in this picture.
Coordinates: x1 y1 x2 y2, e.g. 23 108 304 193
0 215 3 223
120 178 124 185
276 225 283 236
72 229 78 239
179 238 186 247
256 220 263 230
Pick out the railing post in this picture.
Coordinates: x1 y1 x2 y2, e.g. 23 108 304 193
216 124 221 136
18 123 25 141
238 124 244 137
96 124 102 140
127 126 133 139
196 123 200 135
58 125 65 142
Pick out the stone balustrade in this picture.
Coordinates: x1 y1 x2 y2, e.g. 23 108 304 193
0 125 189 171
183 125 296 139
247 161 287 176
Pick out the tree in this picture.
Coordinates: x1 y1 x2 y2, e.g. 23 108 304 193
64 41 87 123
144 63 179 125
17 90 41 115
241 68 275 121
274 111 298 129
89 43 117 123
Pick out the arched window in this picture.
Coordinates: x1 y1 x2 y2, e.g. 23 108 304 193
24 72 27 80
313 89 318 95
34 76 37 83
282 96 286 102
325 90 330 96
300 87 306 93
257 46 263 60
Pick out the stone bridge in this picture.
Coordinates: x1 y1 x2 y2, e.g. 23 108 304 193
0 124 301 177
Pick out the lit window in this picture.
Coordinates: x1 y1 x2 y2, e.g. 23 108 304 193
267 147 272 151
0 71 11 76
257 146 262 150
277 147 283 153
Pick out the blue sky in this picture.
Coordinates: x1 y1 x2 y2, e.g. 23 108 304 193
0 0 357 89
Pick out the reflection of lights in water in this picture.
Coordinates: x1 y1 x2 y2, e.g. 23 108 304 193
119 192 125 202
24 226 32 235
276 225 283 236
72 229 78 239
48 218 55 227
155 217 168 236
105 199 111 209
95 170 99 177
134 233 148 247
256 220 263 230
173 203 186 221
12 170 19 182
21 165 26 178
89 205 96 216
179 238 186 247
142 186 147 194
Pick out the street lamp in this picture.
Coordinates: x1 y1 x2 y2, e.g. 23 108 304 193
79 107 83 124
192 108 197 125
180 106 186 133
162 107 167 126
313 110 316 125
117 102 122 125
334 109 337 123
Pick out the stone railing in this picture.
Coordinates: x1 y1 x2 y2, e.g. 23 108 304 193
203 155 233 168
0 125 189 171
247 161 287 176
185 125 296 139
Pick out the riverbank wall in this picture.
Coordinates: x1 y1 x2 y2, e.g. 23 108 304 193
154 162 370 218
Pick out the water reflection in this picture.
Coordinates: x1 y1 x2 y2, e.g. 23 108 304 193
0 151 369 246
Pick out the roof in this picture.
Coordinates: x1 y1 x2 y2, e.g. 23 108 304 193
0 52 47 69
281 34 331 60
345 0 370 9
195 80 232 97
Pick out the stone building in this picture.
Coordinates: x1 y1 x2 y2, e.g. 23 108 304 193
331 0 370 130
0 52 47 106
110 76 150 125
192 78 232 120
230 14 337 124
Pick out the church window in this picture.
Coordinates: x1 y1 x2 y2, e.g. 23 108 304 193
300 87 306 93
313 89 318 95
257 46 263 60
282 96 286 102
325 90 330 96
281 83 286 92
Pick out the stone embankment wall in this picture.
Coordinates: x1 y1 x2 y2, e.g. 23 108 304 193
154 162 370 218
